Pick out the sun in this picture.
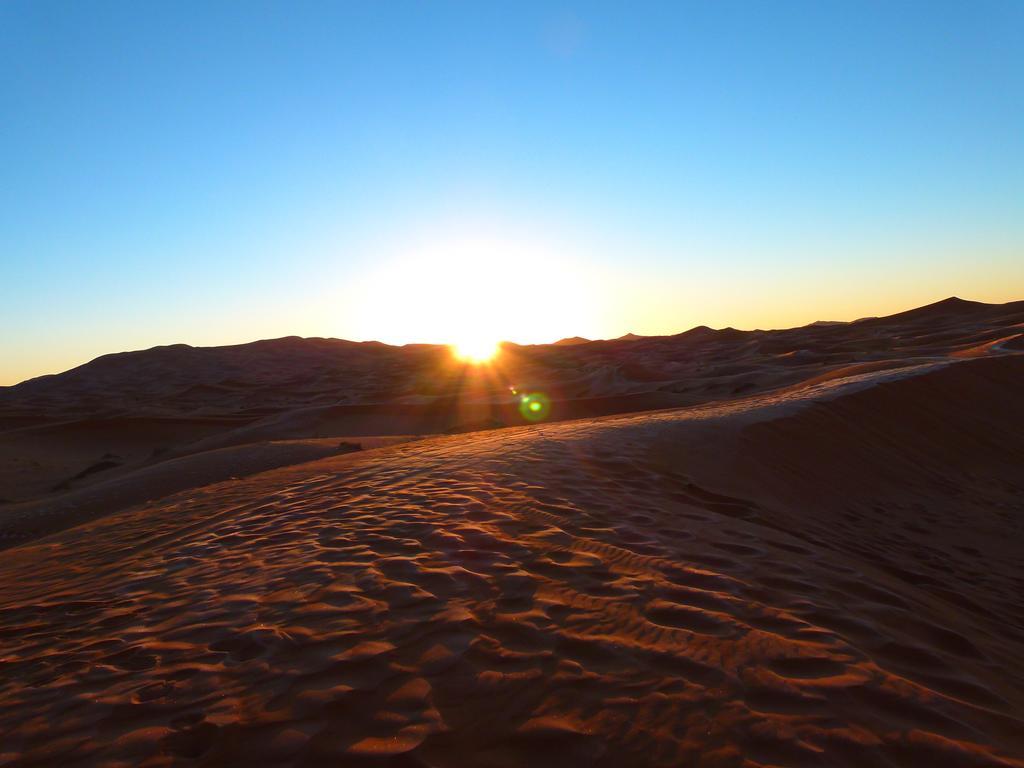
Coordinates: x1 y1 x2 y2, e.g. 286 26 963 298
451 338 500 364
342 225 600 356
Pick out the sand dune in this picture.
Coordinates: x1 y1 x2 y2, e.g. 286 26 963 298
1 299 1023 765
0 437 414 549
2 296 1022 510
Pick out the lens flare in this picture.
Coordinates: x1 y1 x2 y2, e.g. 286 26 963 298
518 392 551 422
452 339 500 364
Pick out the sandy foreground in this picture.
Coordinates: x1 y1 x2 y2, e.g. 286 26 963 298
1 350 1023 766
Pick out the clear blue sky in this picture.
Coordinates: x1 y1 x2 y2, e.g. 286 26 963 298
2 1 1022 384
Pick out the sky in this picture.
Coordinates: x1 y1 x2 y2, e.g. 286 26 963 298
2 1 1023 385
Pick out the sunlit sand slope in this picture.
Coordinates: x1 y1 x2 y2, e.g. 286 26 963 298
1 355 1023 766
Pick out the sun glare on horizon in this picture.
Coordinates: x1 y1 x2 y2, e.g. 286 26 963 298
342 226 601 354
451 338 501 364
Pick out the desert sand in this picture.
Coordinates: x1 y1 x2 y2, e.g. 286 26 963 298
1 297 1024 766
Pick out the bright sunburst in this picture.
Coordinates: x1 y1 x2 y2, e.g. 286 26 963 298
451 338 500 364
342 224 600 354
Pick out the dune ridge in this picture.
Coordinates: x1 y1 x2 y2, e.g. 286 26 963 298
2 296 1022 513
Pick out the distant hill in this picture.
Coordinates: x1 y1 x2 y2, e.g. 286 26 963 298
553 336 591 346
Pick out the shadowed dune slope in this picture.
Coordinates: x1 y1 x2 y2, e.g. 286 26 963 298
1 354 1023 766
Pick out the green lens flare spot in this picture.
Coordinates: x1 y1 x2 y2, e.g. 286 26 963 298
518 392 551 422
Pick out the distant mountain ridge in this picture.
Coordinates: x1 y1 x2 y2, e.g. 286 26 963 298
3 296 1021 400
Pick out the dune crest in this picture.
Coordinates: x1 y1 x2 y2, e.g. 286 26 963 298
2 296 1022 512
